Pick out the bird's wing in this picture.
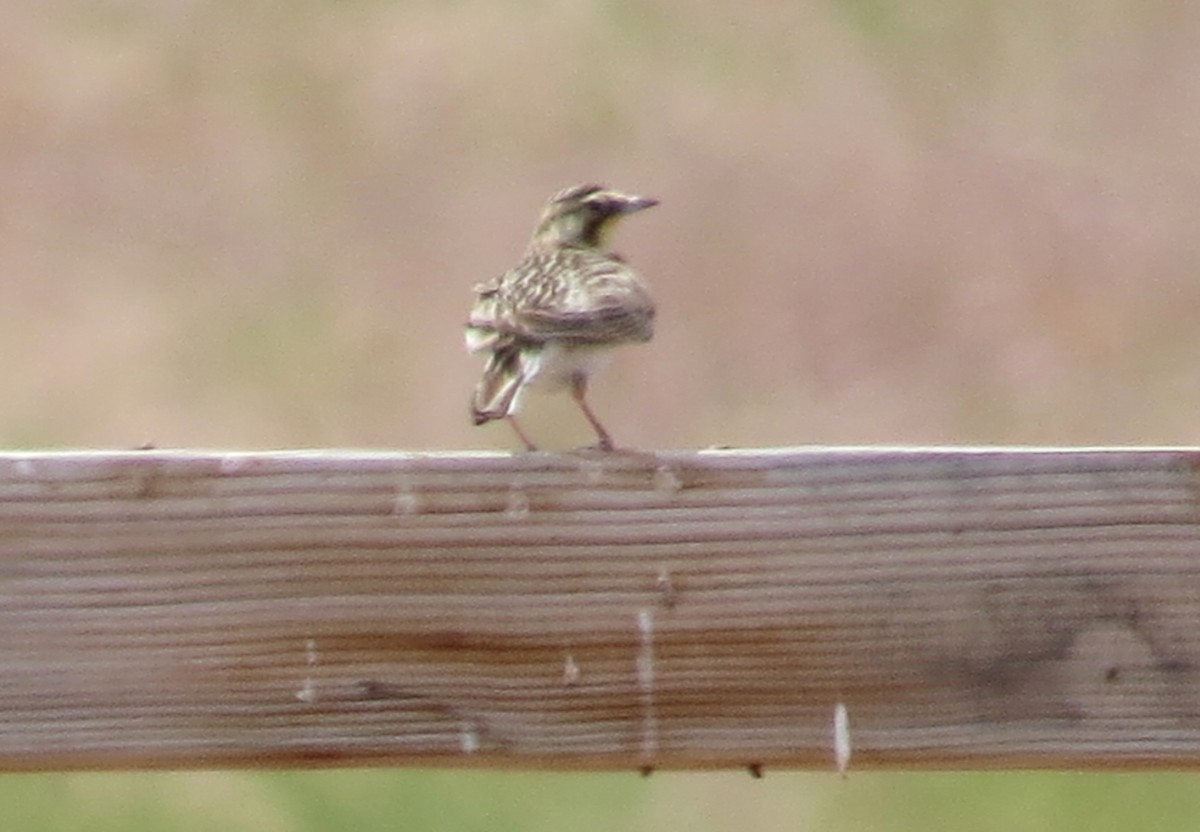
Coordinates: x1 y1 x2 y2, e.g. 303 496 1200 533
514 299 655 343
467 250 655 346
509 252 655 344
464 272 510 353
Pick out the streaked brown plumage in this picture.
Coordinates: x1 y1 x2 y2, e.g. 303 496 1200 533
465 184 658 450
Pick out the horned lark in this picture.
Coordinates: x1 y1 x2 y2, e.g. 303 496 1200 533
465 184 657 450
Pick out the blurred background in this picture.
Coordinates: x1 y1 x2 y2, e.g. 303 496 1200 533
6 0 1200 828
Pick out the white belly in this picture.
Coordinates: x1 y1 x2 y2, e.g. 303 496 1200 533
524 342 614 390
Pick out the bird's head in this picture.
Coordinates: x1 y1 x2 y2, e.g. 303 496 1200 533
530 184 658 250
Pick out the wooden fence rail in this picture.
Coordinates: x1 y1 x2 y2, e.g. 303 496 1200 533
3 446 1200 772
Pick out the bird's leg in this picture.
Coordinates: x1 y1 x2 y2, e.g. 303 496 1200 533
570 374 614 451
506 415 538 452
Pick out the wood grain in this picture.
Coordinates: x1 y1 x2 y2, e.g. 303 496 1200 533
3 447 1200 772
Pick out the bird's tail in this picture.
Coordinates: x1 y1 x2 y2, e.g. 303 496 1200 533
470 346 525 425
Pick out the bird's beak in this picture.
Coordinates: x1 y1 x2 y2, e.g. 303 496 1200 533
620 196 659 213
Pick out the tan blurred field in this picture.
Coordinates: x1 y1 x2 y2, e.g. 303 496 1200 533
8 0 1200 453
7 0 1200 829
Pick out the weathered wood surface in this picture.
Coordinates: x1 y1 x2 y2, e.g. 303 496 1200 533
3 447 1200 772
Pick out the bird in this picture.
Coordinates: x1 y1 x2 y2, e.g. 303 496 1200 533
464 183 658 451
